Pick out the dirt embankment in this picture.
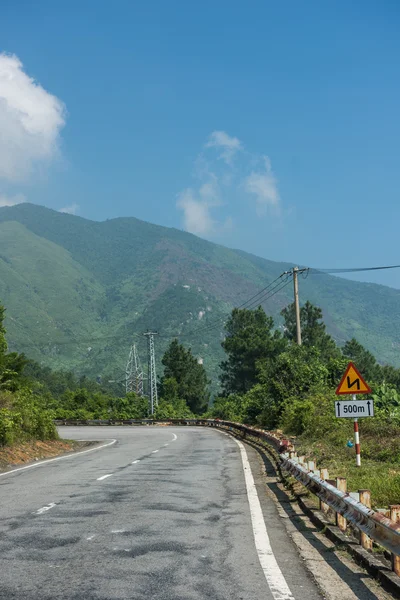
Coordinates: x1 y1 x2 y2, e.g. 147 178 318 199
0 439 94 473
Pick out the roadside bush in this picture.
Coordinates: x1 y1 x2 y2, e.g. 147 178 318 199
0 388 58 446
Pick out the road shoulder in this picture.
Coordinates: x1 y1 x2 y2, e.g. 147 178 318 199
244 438 395 600
0 438 98 474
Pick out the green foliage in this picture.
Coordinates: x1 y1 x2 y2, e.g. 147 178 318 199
2 202 400 395
211 394 244 422
214 302 400 436
0 389 58 446
264 345 330 408
372 383 400 423
280 390 342 438
220 307 285 396
0 306 27 392
153 398 193 420
281 301 339 361
160 340 210 414
342 338 381 382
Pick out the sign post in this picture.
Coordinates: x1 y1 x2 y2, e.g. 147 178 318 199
353 399 361 467
335 362 372 467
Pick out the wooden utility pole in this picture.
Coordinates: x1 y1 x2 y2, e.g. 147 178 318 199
293 267 302 345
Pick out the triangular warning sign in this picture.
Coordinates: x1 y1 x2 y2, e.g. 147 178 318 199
336 362 371 395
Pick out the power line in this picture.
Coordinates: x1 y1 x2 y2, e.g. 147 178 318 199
171 275 294 341
157 274 285 340
309 264 400 274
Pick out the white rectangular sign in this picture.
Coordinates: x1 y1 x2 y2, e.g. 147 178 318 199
335 399 374 418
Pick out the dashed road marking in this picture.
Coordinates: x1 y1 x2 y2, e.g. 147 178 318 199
86 535 95 541
132 460 140 464
35 502 56 515
172 434 177 441
97 474 113 481
152 450 159 454
234 438 295 600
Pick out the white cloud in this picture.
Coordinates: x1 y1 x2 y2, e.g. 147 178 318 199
245 156 280 216
206 130 242 164
59 203 79 215
177 132 282 236
0 53 66 183
0 193 25 208
176 189 215 235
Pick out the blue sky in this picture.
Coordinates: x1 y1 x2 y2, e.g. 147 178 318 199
1 1 399 287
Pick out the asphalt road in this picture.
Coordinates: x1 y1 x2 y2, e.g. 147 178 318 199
0 426 323 600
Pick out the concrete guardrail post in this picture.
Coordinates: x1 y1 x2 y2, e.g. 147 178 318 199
359 490 373 551
390 505 400 575
320 469 329 514
336 477 347 532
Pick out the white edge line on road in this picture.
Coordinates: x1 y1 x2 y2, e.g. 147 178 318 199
233 437 295 600
97 474 113 481
132 460 140 464
152 450 159 453
0 439 117 479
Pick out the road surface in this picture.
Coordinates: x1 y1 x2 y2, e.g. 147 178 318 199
0 426 323 599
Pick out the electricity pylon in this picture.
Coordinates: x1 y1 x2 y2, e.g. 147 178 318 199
125 344 143 396
143 331 158 415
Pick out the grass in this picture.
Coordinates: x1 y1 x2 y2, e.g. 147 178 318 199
295 421 400 508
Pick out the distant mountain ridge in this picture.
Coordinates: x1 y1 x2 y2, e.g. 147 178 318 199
0 203 399 389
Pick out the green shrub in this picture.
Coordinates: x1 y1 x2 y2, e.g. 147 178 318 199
0 388 58 446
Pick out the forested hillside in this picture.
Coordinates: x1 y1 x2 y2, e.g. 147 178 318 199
0 203 399 390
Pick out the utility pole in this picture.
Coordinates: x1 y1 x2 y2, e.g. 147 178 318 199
143 332 158 415
293 267 302 346
125 344 143 396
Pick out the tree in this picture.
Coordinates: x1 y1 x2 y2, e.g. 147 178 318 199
0 305 27 391
220 306 285 396
281 301 339 360
160 339 210 414
259 344 330 411
342 338 381 382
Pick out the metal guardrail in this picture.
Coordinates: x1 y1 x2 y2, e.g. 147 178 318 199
55 418 204 426
55 417 400 556
211 420 400 557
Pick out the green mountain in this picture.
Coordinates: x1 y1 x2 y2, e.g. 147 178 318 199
0 203 399 393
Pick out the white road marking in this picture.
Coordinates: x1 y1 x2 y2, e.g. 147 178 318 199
86 535 95 541
132 460 140 464
0 439 117 479
152 450 159 453
172 433 177 441
164 443 169 447
233 438 295 600
111 529 125 533
35 502 56 515
97 474 113 481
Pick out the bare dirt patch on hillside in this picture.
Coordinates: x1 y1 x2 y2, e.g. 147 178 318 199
0 439 96 473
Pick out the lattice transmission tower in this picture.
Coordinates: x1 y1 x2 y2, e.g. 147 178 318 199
125 344 144 396
143 331 158 415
